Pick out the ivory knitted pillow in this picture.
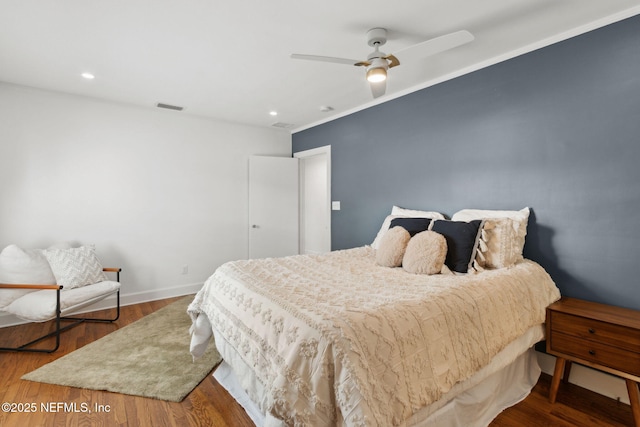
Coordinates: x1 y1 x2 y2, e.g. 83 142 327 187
477 218 523 268
376 226 411 267
43 245 107 289
402 231 448 275
451 207 530 269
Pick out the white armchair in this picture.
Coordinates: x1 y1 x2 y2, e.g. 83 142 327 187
0 244 122 353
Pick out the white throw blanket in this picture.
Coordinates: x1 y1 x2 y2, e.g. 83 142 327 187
188 247 560 426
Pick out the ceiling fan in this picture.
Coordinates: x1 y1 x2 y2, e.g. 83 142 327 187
291 28 474 98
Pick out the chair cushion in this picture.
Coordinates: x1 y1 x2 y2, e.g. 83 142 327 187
5 281 120 322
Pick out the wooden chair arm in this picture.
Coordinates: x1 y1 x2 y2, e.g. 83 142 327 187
0 283 62 290
0 268 121 289
102 267 122 282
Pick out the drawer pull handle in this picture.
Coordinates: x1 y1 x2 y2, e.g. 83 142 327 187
589 350 596 356
588 328 595 334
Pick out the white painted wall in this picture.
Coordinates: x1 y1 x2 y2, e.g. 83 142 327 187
0 82 291 305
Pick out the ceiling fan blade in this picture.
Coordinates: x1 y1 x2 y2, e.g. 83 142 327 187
290 54 363 66
384 54 400 68
370 79 386 98
394 30 474 62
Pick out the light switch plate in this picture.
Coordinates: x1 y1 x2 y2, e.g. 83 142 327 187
332 201 341 211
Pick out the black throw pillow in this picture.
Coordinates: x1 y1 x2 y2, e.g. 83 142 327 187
389 217 432 237
430 219 484 273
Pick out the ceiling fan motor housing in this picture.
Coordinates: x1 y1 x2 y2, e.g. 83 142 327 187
367 28 388 47
367 57 388 70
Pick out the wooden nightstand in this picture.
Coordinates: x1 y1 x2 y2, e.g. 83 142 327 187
546 297 640 426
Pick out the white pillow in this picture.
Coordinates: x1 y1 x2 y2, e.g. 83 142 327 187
451 207 530 224
0 244 57 284
372 207 445 249
0 245 57 309
391 206 446 219
43 246 108 289
451 207 530 268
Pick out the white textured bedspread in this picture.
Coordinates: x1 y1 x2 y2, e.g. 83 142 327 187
188 247 560 426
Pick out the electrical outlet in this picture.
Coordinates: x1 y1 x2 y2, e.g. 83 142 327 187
182 265 189 275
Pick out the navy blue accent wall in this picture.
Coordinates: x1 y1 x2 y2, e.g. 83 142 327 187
293 15 640 310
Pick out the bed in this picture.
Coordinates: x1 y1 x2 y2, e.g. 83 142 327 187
188 207 561 426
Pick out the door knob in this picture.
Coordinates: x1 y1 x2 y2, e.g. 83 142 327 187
252 224 259 228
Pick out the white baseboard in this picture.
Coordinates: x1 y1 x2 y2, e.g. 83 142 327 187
536 351 630 405
0 282 204 328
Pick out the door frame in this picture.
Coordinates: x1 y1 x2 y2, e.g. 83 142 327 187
294 145 331 253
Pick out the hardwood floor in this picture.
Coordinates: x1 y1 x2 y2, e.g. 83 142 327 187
492 374 634 427
0 297 254 427
0 297 635 427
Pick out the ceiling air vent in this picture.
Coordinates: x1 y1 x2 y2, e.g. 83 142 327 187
156 102 184 111
271 122 295 129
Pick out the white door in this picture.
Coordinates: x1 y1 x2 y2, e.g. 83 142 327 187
295 146 331 254
249 156 299 259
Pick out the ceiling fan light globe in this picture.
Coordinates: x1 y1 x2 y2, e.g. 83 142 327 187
366 67 387 83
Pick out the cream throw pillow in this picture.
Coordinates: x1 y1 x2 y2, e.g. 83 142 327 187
477 218 523 268
451 207 530 269
402 231 448 275
376 226 411 267
43 246 107 289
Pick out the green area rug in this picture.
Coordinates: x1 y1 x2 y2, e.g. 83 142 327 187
22 296 221 402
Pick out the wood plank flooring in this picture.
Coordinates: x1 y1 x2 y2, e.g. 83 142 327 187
0 297 635 426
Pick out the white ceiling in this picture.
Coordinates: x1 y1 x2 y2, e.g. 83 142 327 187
1 1 639 133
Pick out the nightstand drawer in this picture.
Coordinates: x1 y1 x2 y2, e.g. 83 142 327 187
550 311 640 353
550 331 640 377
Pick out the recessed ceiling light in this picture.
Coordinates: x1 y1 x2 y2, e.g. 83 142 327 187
269 111 278 116
81 72 95 80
